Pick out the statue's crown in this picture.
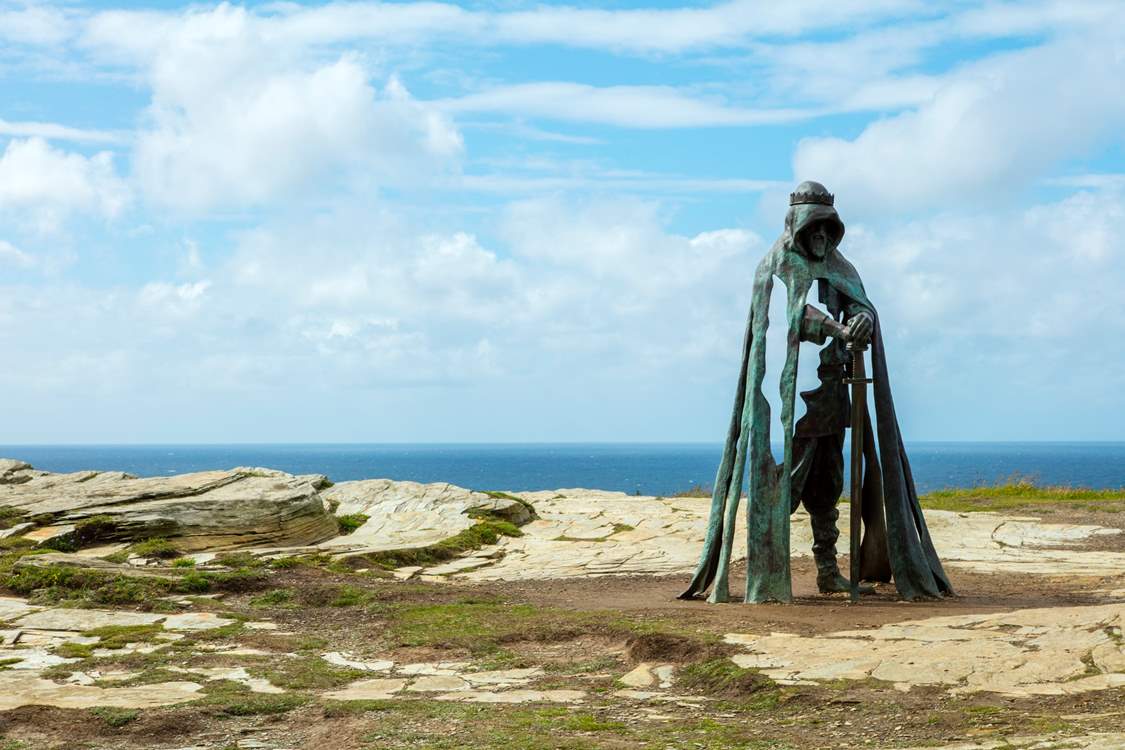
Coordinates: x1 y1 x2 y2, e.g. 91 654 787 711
789 186 834 207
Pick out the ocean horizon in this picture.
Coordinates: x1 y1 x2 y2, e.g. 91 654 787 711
1 442 1121 497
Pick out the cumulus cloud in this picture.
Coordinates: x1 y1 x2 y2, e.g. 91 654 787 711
793 31 1125 214
0 137 129 234
89 4 464 213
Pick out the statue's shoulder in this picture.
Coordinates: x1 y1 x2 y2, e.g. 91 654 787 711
754 239 787 280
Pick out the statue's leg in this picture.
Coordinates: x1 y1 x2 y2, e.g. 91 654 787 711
805 434 872 594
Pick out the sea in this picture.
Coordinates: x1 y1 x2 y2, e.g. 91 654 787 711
0 443 1122 496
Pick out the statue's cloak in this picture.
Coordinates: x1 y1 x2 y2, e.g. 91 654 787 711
680 202 953 603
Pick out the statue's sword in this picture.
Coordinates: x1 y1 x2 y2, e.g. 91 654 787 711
845 341 873 603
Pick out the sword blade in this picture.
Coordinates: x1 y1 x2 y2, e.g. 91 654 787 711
848 345 867 603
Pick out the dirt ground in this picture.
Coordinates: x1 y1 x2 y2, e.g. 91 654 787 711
1 502 1123 750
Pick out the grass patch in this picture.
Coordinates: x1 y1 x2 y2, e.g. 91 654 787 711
213 551 264 569
72 515 117 547
918 478 1125 512
250 588 295 607
250 656 366 690
335 513 369 535
83 623 164 648
127 538 181 559
90 706 140 728
0 657 23 669
331 584 371 607
0 506 27 531
677 658 779 701
358 520 523 570
0 553 268 606
171 557 196 568
672 484 712 498
356 700 793 750
197 679 306 716
380 598 701 657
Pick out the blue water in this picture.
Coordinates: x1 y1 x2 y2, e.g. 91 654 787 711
0 443 1122 496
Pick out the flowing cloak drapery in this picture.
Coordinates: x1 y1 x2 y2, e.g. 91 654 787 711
679 204 954 603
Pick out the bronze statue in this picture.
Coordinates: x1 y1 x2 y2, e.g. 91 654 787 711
681 181 953 603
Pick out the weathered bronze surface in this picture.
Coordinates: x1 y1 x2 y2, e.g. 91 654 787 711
680 181 954 603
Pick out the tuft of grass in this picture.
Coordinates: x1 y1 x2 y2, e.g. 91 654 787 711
55 642 95 659
335 513 369 535
127 538 181 559
331 584 371 607
918 477 1125 512
72 515 118 547
171 557 196 568
672 484 712 498
83 623 164 649
676 658 778 701
558 713 628 733
213 551 264 569
0 507 27 532
251 588 295 607
90 706 140 728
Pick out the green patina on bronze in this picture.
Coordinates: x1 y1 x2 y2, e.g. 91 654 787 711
681 182 954 603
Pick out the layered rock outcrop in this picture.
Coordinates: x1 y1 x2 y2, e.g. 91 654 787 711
0 462 337 551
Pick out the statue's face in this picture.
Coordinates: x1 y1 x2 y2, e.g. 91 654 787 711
806 221 830 260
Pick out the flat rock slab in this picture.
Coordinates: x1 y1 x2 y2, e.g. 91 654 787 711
422 489 1125 582
322 652 393 672
0 461 337 551
15 608 164 631
317 479 531 555
324 678 408 701
435 689 585 704
0 673 202 709
12 606 234 633
726 602 1125 696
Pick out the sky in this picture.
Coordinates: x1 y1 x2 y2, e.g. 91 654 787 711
0 0 1123 444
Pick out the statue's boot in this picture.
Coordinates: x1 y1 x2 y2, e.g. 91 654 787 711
811 508 874 594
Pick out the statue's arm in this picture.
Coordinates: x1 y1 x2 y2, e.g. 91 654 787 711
800 304 848 344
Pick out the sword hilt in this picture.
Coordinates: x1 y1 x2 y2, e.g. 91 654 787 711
844 341 873 385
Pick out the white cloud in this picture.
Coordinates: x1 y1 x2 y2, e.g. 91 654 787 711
793 31 1125 214
0 137 129 234
0 3 73 46
0 119 121 144
89 4 463 213
81 0 923 57
0 239 32 267
441 82 819 128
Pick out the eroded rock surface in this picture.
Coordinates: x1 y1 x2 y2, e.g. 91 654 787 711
316 479 532 555
724 602 1125 696
0 461 337 550
428 490 1125 583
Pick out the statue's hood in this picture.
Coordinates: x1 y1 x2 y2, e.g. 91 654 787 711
785 202 845 258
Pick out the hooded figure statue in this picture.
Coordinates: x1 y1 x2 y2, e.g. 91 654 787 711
680 181 953 603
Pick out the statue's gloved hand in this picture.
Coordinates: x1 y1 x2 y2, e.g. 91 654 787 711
844 311 873 345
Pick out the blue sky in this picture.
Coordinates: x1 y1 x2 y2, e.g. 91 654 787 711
1 0 1123 443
